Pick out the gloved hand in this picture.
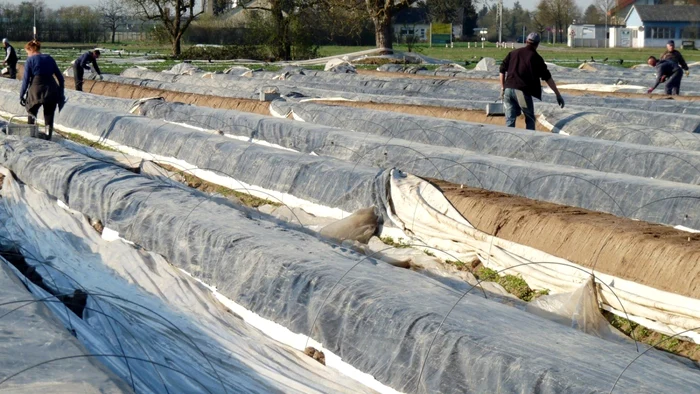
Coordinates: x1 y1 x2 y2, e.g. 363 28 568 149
647 88 654 94
687 70 691 77
556 94 565 109
19 97 26 107
498 88 504 101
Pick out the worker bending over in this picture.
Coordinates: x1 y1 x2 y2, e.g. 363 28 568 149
73 49 102 91
647 56 683 95
499 32 564 130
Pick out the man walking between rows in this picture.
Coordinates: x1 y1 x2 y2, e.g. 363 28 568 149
73 50 102 92
661 40 689 77
499 32 564 130
3 39 17 79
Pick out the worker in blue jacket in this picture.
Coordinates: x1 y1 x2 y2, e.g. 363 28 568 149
73 49 102 91
20 40 64 140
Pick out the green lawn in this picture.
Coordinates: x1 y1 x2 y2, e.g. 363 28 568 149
31 41 700 76
319 43 700 67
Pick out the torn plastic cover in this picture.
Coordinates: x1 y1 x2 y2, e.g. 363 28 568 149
2 137 700 393
0 166 375 394
386 170 700 340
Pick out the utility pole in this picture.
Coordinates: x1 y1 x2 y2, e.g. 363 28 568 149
33 2 36 40
605 8 608 48
522 25 525 44
498 0 503 44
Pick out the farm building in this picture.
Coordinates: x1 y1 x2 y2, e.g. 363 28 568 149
624 4 700 48
566 24 625 47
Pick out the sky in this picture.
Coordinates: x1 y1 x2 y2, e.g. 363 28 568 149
10 0 598 11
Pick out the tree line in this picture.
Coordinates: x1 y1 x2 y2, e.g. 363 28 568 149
5 0 697 60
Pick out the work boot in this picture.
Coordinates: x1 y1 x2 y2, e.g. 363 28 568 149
45 125 53 141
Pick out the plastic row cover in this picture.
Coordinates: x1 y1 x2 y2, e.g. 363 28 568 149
539 106 700 148
0 91 388 217
0 258 131 393
105 96 700 230
233 67 700 115
44 69 700 140
375 63 700 95
269 100 700 182
0 168 372 394
2 137 699 393
117 67 700 115
2 86 699 228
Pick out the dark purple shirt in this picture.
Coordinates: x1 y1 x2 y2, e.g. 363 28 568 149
499 45 552 100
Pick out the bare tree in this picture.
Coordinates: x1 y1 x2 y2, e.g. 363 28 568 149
534 0 580 44
98 0 128 43
127 0 202 55
363 0 421 52
582 4 602 24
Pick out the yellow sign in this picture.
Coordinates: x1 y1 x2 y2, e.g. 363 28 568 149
431 23 452 35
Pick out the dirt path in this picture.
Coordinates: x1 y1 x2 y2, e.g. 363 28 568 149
73 78 273 115
430 179 700 299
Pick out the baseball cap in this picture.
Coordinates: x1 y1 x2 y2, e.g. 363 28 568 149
667 40 675 45
1 39 6 44
526 32 541 44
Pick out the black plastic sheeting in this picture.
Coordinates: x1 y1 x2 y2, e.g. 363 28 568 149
2 137 699 394
270 100 700 183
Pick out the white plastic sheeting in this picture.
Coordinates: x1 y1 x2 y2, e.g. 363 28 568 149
387 171 700 344
0 259 132 393
0 167 378 394
3 137 700 393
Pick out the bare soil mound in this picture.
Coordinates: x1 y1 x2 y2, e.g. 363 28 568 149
431 179 700 299
66 78 272 115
